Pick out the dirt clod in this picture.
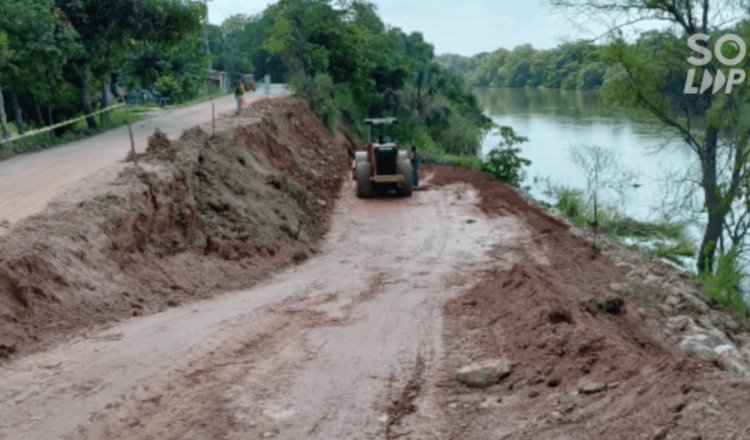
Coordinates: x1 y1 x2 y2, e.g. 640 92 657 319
585 297 626 316
548 307 574 324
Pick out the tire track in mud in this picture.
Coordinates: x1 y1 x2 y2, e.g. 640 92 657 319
69 275 388 440
1 180 528 440
385 354 426 439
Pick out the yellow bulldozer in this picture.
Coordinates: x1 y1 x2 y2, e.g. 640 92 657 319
353 118 413 198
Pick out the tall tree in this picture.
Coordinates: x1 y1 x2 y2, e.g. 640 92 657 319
0 30 11 144
0 0 78 135
55 0 205 128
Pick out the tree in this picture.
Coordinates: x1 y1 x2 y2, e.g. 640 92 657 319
569 144 636 229
551 0 750 273
55 0 205 128
0 0 78 135
482 126 531 187
0 30 11 144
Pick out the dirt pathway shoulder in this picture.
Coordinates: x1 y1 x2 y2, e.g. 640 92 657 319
425 165 750 440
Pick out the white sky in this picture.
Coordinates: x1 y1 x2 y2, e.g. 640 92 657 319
206 0 616 56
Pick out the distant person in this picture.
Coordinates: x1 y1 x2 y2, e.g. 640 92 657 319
234 79 244 114
410 146 420 187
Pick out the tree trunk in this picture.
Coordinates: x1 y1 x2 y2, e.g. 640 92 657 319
9 91 24 135
100 77 110 124
0 85 10 139
109 73 121 103
80 79 97 129
697 129 725 273
47 106 54 126
34 98 45 127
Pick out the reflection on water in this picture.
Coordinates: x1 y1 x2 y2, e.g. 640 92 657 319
476 87 696 222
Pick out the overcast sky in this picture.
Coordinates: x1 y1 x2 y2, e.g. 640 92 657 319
207 1 614 56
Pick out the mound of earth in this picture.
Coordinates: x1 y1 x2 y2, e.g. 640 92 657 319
429 165 750 440
0 97 350 356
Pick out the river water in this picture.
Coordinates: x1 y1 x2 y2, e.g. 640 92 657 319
476 87 698 224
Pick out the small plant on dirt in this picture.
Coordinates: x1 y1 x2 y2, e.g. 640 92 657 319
287 180 307 204
481 126 530 188
699 246 749 316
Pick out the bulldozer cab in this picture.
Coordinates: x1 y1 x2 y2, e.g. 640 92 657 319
365 117 398 145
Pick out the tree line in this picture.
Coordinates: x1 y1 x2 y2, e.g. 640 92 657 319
1 0 489 158
206 0 491 156
437 40 609 90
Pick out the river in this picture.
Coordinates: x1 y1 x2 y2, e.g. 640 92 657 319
476 87 698 224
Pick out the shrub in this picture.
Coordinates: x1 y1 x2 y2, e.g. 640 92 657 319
700 247 748 315
155 75 183 104
290 72 338 131
481 125 530 187
288 180 307 204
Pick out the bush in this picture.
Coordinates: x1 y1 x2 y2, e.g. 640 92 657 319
290 72 338 131
556 188 586 222
444 154 483 170
481 126 530 187
155 75 183 104
700 247 748 315
287 180 307 204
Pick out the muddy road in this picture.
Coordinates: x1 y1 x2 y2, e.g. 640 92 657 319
3 96 750 439
0 178 529 440
0 86 287 234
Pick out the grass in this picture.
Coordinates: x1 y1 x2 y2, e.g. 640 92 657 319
442 154 483 170
544 186 698 267
167 90 225 109
287 180 307 205
699 248 750 317
1 106 142 159
0 91 223 161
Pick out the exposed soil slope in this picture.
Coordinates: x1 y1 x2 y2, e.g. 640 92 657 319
0 97 350 356
427 165 750 440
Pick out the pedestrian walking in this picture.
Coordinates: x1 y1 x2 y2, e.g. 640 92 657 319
234 79 244 115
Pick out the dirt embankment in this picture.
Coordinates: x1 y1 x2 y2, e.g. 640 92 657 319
429 165 750 440
0 98 350 357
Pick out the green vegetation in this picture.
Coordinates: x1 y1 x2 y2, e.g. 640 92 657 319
551 186 695 267
481 126 530 187
1 0 490 160
0 0 207 154
0 106 140 159
438 41 608 90
699 247 749 316
287 180 307 205
209 0 491 156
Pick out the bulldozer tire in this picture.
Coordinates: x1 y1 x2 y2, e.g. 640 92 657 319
356 161 373 198
398 160 413 197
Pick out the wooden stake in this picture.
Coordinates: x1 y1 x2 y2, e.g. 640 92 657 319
212 102 215 136
128 122 138 167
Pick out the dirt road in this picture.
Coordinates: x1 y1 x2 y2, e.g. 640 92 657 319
0 86 286 233
3 96 750 439
0 178 529 440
